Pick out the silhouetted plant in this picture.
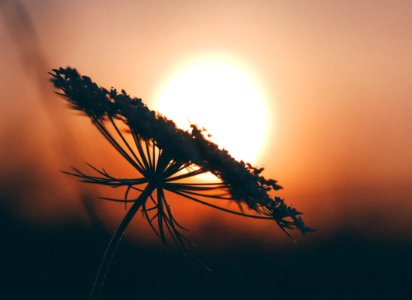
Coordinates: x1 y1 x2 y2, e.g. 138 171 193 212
50 67 314 300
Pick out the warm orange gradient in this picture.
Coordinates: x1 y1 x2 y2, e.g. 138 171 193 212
1 0 412 246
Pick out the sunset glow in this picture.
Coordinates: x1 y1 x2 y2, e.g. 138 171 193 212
2 1 412 298
155 56 269 164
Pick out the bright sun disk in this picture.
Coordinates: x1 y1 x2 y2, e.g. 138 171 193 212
155 56 269 167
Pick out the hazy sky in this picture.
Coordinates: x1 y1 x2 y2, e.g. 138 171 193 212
1 0 411 243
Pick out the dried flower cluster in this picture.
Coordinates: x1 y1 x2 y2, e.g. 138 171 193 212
51 67 312 233
50 67 313 299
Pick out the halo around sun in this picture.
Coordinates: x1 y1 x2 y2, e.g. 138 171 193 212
155 55 270 164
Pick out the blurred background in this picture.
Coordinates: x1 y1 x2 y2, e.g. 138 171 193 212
1 0 411 299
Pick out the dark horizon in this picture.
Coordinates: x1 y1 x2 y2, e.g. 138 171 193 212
2 206 411 299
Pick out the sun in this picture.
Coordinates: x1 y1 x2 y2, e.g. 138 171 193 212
155 55 269 165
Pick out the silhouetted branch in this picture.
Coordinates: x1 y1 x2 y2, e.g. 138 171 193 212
50 67 314 300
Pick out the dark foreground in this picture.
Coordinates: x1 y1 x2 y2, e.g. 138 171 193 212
1 208 411 300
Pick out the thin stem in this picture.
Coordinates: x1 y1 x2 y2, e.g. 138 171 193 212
173 189 232 200
169 188 274 220
89 183 156 300
165 167 208 182
145 138 153 169
156 188 167 248
130 128 150 171
152 140 156 170
109 117 146 174
162 161 193 179
92 118 143 173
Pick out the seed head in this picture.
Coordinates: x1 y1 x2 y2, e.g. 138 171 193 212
50 67 314 240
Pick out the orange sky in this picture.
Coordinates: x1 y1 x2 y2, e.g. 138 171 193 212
1 0 411 245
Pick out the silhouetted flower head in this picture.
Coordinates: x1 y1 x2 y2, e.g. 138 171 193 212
50 67 314 238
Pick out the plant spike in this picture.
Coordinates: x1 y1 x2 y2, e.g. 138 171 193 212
50 67 314 300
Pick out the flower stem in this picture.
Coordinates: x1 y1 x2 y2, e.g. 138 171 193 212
89 183 156 300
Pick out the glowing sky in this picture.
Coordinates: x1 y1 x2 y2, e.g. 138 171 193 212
1 0 412 241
